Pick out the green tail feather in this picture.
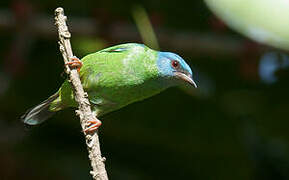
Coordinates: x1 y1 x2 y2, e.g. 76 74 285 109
21 93 60 125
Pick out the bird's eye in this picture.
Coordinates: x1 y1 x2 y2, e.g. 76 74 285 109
171 60 180 68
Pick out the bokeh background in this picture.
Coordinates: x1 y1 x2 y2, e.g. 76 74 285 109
1 0 289 179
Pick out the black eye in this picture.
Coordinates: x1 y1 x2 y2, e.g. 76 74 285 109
171 60 180 68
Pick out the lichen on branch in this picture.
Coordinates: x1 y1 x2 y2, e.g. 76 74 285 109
54 7 108 180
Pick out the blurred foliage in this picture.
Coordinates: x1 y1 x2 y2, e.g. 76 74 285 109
204 0 289 50
132 5 159 50
1 0 289 180
73 36 107 57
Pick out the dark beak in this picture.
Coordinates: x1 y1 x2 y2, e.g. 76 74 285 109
174 72 197 88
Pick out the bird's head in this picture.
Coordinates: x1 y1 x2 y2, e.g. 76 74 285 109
157 52 197 88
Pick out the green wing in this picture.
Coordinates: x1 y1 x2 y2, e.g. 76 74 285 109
51 43 159 115
81 43 150 108
26 43 161 125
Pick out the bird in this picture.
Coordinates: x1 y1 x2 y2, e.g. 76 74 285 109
21 43 197 132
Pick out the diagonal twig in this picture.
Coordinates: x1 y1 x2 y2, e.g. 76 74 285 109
54 7 108 180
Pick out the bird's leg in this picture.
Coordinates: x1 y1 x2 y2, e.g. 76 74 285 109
66 56 83 72
84 118 102 133
84 110 102 133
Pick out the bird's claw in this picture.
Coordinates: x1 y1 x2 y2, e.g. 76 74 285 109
66 56 83 72
84 119 102 134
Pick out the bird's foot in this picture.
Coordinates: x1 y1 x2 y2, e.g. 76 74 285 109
66 56 83 72
84 119 102 133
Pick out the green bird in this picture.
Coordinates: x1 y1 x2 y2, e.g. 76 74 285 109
22 43 196 130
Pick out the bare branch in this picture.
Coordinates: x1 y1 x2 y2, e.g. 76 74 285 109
54 7 108 180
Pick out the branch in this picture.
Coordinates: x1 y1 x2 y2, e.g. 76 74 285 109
54 7 108 180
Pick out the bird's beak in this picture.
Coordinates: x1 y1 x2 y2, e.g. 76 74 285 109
174 72 197 88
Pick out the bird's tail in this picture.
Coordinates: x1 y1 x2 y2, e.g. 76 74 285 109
21 92 60 125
